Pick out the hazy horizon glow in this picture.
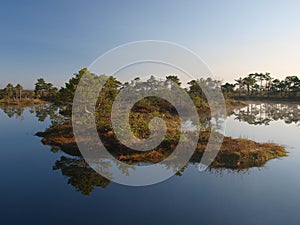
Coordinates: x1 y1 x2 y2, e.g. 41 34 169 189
1 0 300 89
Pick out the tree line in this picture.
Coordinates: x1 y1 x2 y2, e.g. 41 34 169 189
0 78 58 102
54 68 220 117
0 83 25 101
222 73 300 99
1 70 299 104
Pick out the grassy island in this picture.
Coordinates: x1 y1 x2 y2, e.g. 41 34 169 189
0 98 48 107
0 78 57 107
1 68 289 171
36 119 286 170
33 68 288 170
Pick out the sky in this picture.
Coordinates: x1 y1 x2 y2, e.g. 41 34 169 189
1 0 300 89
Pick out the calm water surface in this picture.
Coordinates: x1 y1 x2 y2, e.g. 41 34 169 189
0 103 299 225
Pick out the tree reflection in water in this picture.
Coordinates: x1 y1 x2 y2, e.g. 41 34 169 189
0 104 61 122
1 105 25 119
53 156 111 195
1 102 298 195
233 102 300 125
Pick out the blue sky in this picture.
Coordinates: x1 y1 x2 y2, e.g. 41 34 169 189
1 0 300 89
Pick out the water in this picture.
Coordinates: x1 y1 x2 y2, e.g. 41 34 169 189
0 102 299 225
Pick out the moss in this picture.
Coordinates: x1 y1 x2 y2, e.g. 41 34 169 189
37 122 287 170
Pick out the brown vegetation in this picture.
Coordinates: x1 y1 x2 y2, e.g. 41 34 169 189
36 121 286 170
0 98 48 107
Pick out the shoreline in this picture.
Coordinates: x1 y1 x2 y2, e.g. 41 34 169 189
36 120 287 170
232 96 300 103
0 99 49 107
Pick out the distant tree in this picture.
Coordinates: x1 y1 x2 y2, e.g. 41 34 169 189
284 76 299 97
243 74 256 96
35 78 47 98
57 68 116 117
264 73 272 96
57 68 87 115
0 88 4 99
234 77 244 97
188 80 203 97
221 82 235 93
146 75 159 90
187 79 209 110
4 83 15 100
270 79 280 95
252 83 260 95
278 80 286 96
253 73 265 96
165 75 181 87
96 75 122 128
35 78 57 100
15 84 23 101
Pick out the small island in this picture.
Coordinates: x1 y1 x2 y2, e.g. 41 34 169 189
0 78 57 107
34 68 291 170
2 68 295 194
37 122 286 170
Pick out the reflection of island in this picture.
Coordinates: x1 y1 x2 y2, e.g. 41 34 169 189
0 104 60 122
0 104 288 195
1 105 25 119
233 102 300 125
39 124 286 195
35 101 287 196
53 156 110 195
50 129 286 195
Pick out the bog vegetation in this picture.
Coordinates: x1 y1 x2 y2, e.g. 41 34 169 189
222 72 300 99
1 70 299 107
0 68 291 194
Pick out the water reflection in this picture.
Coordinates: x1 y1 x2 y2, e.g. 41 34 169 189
1 105 25 119
53 156 110 195
0 104 65 125
1 102 297 195
30 104 59 122
53 154 188 195
1 104 58 121
232 102 300 125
